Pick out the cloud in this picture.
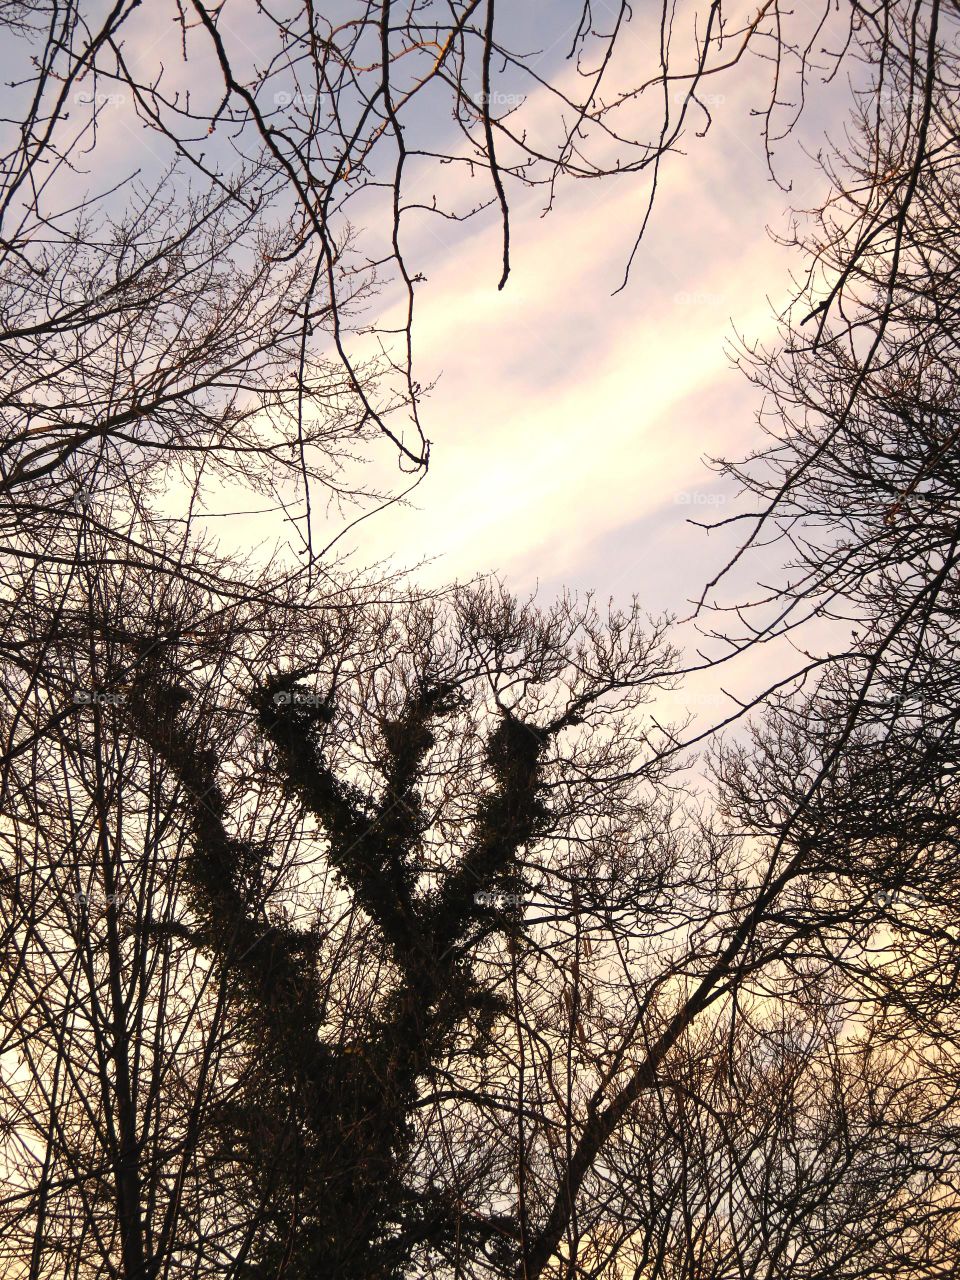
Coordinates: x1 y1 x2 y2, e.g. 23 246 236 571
354 91 804 607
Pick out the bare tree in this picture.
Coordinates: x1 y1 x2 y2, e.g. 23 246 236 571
4 4 960 1279
0 563 686 1277
701 0 959 670
6 544 960 1278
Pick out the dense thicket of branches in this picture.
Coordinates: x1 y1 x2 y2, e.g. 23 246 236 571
705 0 960 1068
7 564 960 1279
0 567 684 1275
3 1 960 1278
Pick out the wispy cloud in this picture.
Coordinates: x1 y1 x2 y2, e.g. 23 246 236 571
355 88 809 612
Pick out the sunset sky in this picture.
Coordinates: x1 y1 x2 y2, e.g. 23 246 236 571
334 33 845 721
328 6 845 623
30 0 841 626
2 0 850 723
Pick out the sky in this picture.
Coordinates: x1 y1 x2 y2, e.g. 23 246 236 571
124 0 847 729
0 0 850 729
328 31 844 724
328 6 835 600
353 107 797 612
